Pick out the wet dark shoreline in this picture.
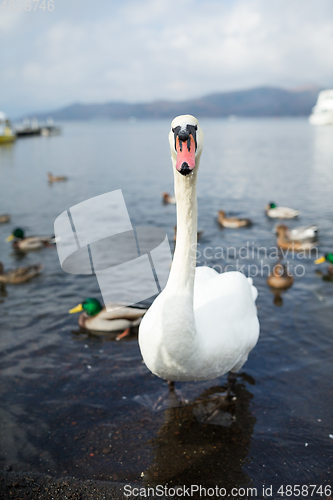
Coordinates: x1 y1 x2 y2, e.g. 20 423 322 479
0 470 129 500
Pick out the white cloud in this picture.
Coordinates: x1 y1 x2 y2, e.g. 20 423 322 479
1 0 333 116
0 9 23 33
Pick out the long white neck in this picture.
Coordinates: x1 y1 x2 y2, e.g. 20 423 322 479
138 120 205 380
166 168 198 295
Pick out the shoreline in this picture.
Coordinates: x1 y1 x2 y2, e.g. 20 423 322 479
0 469 130 500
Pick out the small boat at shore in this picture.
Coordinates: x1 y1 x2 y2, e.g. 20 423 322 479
309 90 333 126
0 112 16 144
15 118 61 137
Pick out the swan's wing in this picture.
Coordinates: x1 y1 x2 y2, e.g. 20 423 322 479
194 268 258 306
246 276 258 301
139 268 259 380
193 270 259 374
194 266 219 287
138 292 165 335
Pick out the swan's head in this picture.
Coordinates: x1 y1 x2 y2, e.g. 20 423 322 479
169 115 204 176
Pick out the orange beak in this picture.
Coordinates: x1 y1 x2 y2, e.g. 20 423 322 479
175 134 196 174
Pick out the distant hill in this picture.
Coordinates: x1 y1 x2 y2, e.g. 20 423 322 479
32 86 320 121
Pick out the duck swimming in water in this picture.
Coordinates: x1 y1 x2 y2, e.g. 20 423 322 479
0 261 43 284
0 214 10 224
217 210 252 228
315 253 333 278
5 228 56 252
69 298 147 339
139 115 259 389
267 262 293 290
266 203 299 219
275 224 317 252
48 172 67 183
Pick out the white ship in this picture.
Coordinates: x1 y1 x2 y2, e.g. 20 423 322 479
309 89 333 125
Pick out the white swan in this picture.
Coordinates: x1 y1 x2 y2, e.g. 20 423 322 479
139 115 259 382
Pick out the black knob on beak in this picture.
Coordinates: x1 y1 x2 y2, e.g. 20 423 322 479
178 129 189 142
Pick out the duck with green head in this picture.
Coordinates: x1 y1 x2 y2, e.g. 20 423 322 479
266 202 299 219
5 227 55 251
315 253 333 278
69 298 147 338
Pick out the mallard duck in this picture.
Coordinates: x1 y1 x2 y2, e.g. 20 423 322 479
0 214 10 224
217 210 252 228
48 172 67 182
139 115 259 388
267 262 293 289
5 228 56 251
162 192 176 204
275 224 317 252
315 253 333 276
266 202 299 219
69 298 147 339
0 261 43 284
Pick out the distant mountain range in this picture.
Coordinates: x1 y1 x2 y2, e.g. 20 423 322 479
33 86 321 121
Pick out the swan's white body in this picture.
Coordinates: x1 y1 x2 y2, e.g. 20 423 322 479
139 115 259 382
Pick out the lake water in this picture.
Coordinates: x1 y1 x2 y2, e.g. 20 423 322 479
0 118 333 496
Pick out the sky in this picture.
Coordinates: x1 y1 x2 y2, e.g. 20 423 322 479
1 0 333 117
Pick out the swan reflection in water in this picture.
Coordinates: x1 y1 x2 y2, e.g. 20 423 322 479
142 375 256 492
